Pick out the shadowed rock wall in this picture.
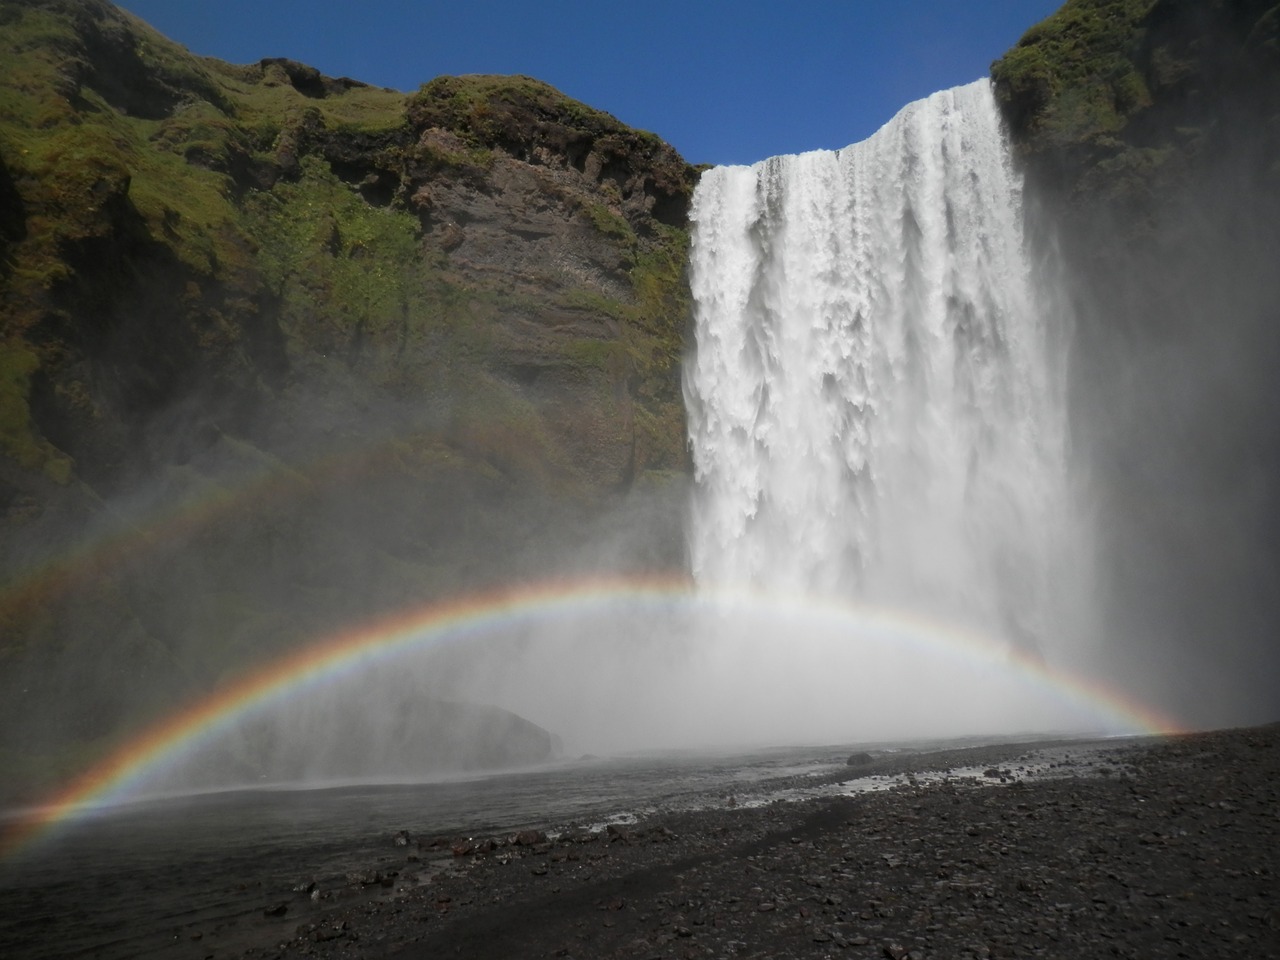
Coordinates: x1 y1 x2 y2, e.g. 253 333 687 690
994 0 1280 725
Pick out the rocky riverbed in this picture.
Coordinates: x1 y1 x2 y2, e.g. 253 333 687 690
228 724 1278 960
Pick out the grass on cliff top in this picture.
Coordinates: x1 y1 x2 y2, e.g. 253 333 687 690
0 0 407 206
992 0 1157 144
205 59 407 135
409 74 666 147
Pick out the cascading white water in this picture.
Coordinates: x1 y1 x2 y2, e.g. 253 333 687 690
685 80 1068 654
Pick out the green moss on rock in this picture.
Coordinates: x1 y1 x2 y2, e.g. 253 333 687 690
991 0 1155 145
0 339 72 481
993 0 1280 198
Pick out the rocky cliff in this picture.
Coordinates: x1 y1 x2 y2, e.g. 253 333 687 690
0 0 696 793
993 0 1280 724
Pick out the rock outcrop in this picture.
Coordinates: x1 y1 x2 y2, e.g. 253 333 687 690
161 695 563 789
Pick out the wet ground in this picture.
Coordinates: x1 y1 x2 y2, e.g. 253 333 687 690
0 738 992 959
2 726 1276 959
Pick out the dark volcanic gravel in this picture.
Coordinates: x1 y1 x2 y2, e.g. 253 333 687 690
240 725 1278 960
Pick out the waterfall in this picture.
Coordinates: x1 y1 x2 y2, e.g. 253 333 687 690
685 80 1068 654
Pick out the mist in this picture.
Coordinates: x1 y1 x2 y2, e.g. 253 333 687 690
126 588 1126 802
1046 67 1280 730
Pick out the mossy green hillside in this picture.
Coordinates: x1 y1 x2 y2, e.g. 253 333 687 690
0 0 694 485
0 0 697 793
0 0 409 287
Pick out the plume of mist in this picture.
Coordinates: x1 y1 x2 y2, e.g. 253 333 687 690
133 591 1125 800
1046 95 1280 728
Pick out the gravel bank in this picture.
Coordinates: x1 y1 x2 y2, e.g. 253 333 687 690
239 724 1278 960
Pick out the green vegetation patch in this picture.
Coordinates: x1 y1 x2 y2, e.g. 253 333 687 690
992 0 1156 144
584 201 636 244
204 59 406 134
0 339 72 482
631 225 690 357
408 74 660 148
246 157 422 343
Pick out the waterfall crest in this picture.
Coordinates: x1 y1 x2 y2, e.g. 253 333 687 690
685 80 1067 652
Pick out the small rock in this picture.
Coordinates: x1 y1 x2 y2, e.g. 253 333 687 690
263 902 288 918
313 921 347 942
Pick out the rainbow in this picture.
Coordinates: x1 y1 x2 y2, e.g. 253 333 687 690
0 433 409 625
0 578 1185 859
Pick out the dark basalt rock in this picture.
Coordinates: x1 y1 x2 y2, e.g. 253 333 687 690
257 58 371 99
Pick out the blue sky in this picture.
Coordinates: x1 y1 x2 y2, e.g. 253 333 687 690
114 1 1063 166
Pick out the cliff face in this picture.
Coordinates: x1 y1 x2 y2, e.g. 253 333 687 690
0 0 695 791
993 0 1280 725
